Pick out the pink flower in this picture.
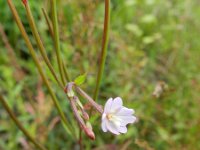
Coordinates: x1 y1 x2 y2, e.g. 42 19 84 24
101 97 137 135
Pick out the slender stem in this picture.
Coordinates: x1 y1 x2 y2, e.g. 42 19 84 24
7 0 72 135
0 95 47 150
79 128 83 150
93 0 110 101
76 86 103 114
42 8 54 39
63 61 70 81
42 7 70 82
24 2 63 89
51 0 66 84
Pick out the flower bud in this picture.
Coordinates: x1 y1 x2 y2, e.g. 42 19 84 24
76 99 89 120
83 122 95 140
82 110 89 121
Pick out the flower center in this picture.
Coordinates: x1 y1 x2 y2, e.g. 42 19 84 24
106 113 122 127
106 114 113 120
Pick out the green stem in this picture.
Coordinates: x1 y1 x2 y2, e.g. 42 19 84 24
7 0 72 135
93 0 110 101
42 8 54 39
63 61 70 81
51 0 66 84
0 95 47 150
79 128 83 150
25 2 63 89
42 7 70 82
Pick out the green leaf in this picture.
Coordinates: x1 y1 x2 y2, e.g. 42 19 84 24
74 73 87 85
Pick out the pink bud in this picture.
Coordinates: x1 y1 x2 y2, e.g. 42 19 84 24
82 110 89 120
83 126 95 140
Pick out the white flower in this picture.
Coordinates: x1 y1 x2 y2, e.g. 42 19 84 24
101 97 137 135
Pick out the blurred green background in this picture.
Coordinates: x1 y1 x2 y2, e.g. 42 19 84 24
0 0 200 149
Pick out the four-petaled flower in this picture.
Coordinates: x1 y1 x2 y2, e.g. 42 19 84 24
101 97 137 135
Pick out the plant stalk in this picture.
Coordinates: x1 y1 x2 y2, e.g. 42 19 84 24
24 2 63 89
0 95 47 150
42 7 70 82
42 8 54 39
76 86 103 114
7 0 72 135
93 0 110 101
51 0 67 84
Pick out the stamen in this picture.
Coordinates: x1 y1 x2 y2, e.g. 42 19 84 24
106 114 112 120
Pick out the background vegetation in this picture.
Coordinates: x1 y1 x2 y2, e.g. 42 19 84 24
0 0 200 149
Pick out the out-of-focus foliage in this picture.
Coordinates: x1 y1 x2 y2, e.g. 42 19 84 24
0 0 200 149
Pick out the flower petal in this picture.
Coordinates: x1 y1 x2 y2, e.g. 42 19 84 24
102 113 106 120
119 126 127 133
116 107 134 116
105 120 120 135
104 98 113 113
110 97 123 112
118 116 137 126
101 119 107 132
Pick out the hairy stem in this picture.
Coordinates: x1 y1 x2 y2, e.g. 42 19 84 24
93 0 110 101
0 95 47 150
76 86 103 114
